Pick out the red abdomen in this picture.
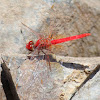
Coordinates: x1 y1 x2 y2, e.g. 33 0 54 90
51 33 91 45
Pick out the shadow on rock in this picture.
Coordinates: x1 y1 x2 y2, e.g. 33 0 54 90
27 54 88 70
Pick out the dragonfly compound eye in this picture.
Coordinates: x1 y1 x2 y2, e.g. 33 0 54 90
29 41 34 45
26 41 34 51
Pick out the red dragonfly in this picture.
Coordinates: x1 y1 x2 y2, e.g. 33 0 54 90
22 23 91 70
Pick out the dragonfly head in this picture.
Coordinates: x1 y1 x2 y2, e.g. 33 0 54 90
26 40 34 51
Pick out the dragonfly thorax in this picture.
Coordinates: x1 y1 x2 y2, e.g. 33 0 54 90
34 38 51 50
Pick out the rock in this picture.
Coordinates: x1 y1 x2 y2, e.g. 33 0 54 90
47 0 100 56
0 0 51 54
0 54 100 100
0 0 100 56
0 54 64 100
71 65 100 100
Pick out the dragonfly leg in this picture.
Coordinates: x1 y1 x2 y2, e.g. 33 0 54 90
38 50 40 55
41 50 46 59
37 50 41 60
45 48 54 54
27 49 38 60
41 50 51 71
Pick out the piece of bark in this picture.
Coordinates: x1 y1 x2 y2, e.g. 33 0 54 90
1 58 20 100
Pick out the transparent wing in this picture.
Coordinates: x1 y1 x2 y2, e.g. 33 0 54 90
21 22 43 38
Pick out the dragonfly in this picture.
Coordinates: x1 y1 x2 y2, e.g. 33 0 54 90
22 23 91 70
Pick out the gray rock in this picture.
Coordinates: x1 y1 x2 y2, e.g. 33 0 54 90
0 54 100 100
72 66 100 100
0 0 100 56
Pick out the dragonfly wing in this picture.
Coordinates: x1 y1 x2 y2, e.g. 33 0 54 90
22 22 43 38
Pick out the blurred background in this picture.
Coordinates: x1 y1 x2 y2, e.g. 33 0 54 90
0 0 100 57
